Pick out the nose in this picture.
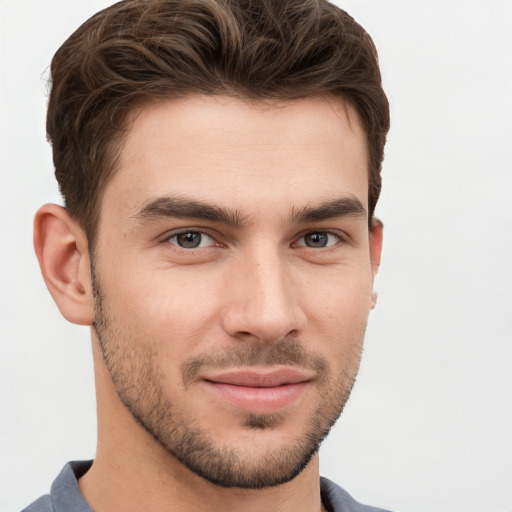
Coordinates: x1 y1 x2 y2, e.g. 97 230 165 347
221 247 306 344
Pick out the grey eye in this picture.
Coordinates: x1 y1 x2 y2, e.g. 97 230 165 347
304 232 329 248
295 232 339 248
168 231 215 249
176 232 202 248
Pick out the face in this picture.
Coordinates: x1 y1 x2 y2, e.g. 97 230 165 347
91 95 380 488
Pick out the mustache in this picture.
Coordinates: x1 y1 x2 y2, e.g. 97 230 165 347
181 339 329 387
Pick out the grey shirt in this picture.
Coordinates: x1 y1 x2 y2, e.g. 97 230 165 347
22 461 392 512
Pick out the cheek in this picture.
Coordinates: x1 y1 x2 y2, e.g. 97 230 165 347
301 267 373 354
303 265 373 318
103 265 224 350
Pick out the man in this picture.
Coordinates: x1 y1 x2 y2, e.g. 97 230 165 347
24 0 390 510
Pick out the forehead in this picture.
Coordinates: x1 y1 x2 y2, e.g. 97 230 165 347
104 95 369 220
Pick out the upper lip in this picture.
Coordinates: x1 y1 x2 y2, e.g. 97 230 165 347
202 368 315 387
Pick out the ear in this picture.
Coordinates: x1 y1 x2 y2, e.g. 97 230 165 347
33 204 94 325
369 217 384 277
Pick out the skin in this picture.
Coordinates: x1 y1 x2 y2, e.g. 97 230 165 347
34 95 383 512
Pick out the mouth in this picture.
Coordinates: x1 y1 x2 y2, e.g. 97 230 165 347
200 368 314 414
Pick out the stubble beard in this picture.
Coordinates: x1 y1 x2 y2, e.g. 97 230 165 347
92 270 364 489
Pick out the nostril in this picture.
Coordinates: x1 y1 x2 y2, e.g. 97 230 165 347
232 328 299 345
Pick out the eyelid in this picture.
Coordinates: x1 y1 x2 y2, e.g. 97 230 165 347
292 229 345 248
162 228 219 248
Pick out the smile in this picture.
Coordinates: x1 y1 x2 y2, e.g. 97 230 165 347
201 368 314 414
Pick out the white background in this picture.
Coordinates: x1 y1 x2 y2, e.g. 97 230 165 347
1 1 511 511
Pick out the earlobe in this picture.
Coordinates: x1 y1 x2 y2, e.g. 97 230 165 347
33 204 94 325
369 217 384 276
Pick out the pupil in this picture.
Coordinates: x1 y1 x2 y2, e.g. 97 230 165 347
306 232 327 247
177 232 201 248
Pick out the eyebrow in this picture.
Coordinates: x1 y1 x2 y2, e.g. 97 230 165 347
133 194 367 227
290 197 367 223
134 195 246 226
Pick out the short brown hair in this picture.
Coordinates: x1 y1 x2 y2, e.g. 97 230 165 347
47 0 389 248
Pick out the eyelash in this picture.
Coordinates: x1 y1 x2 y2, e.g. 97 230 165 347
162 229 344 251
292 231 342 249
163 229 218 250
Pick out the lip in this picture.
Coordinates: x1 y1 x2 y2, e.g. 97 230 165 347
200 368 314 414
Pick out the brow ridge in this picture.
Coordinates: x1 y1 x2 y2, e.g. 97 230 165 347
290 197 367 223
134 195 246 226
134 194 367 227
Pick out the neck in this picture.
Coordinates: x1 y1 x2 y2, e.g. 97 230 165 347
81 339 325 512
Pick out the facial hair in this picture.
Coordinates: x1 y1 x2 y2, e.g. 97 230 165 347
92 267 364 489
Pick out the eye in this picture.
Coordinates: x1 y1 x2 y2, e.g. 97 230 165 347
294 231 340 248
167 231 216 249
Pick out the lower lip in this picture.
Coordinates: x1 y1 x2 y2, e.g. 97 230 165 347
202 381 310 414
